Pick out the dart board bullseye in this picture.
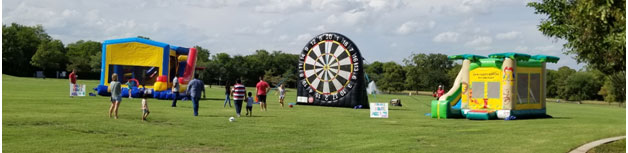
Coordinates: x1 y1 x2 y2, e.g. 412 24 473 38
296 32 369 108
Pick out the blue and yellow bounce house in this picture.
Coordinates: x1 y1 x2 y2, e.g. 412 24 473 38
95 37 198 99
431 52 559 120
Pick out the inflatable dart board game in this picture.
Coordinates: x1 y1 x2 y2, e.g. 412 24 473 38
296 32 369 108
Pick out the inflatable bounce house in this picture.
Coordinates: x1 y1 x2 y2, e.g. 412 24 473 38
431 53 559 120
296 32 369 108
95 37 197 100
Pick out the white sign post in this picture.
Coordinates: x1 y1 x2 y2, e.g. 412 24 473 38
70 84 86 97
370 103 388 118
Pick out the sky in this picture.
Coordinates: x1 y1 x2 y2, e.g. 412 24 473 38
2 0 585 70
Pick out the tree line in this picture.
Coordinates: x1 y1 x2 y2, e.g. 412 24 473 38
1 23 300 88
2 21 624 103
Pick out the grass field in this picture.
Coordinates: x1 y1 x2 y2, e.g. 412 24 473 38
2 75 626 153
587 139 626 153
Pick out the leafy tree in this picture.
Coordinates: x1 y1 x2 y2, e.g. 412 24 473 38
2 23 51 76
378 62 406 93
30 39 66 72
194 45 211 63
137 36 150 40
269 51 299 87
365 61 384 82
447 64 462 88
210 53 233 85
598 72 626 104
528 0 625 102
560 71 603 103
89 53 101 72
546 69 560 98
66 40 101 72
193 46 212 83
403 53 453 91
554 66 577 99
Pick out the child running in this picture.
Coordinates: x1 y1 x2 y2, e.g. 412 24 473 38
277 84 286 108
246 92 254 116
141 90 151 121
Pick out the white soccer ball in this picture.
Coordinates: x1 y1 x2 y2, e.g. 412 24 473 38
229 117 235 122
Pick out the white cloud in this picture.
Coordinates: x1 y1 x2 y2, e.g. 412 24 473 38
395 20 436 35
234 26 272 35
311 25 327 32
366 0 403 12
534 45 561 55
254 0 307 13
1 0 583 70
277 35 289 41
495 31 521 40
326 9 369 26
295 33 313 42
465 36 492 46
310 0 359 12
514 46 529 52
262 19 282 28
433 32 460 43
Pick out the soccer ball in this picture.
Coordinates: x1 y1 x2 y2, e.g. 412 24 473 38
229 117 235 122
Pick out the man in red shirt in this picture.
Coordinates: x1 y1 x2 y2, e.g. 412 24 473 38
256 76 270 111
69 69 77 98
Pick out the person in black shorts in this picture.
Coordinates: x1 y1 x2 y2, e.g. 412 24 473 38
255 76 270 111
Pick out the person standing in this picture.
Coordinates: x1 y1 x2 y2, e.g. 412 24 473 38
232 79 246 117
246 92 254 116
186 74 205 116
256 76 270 111
69 69 77 98
224 83 232 108
126 77 137 98
141 90 150 121
171 76 180 107
108 73 122 119
436 85 445 99
277 84 286 108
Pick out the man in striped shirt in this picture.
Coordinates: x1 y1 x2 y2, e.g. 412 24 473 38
231 79 246 117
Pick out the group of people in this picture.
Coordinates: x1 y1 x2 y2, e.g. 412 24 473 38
106 73 205 120
102 72 286 120
223 76 286 117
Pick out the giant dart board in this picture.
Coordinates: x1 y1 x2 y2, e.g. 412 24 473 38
296 32 369 108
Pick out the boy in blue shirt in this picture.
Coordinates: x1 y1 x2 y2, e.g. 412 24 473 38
246 92 254 116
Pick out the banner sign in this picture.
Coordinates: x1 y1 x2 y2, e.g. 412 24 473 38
370 103 388 118
70 84 86 97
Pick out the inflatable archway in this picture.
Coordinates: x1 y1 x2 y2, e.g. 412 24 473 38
296 32 369 108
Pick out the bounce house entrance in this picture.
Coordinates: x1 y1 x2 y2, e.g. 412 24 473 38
470 81 501 110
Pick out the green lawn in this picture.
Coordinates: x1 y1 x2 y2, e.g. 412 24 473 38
587 139 626 153
2 75 625 153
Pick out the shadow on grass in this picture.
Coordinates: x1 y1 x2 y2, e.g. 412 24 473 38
389 107 409 111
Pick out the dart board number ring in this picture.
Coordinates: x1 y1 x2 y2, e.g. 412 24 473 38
299 33 361 102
